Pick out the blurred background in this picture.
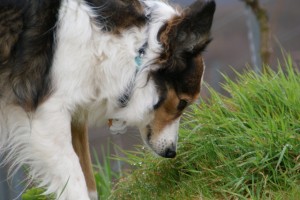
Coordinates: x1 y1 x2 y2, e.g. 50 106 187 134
1 0 299 199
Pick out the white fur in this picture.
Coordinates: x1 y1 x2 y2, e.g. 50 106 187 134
88 191 98 200
0 0 179 199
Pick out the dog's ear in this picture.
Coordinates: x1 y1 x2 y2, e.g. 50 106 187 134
158 0 215 71
178 0 215 53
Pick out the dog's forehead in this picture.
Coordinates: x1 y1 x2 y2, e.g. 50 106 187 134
177 54 205 96
155 54 205 95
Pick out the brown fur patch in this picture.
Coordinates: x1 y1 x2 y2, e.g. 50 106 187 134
150 90 200 141
151 87 201 137
157 15 184 65
71 115 96 193
151 89 180 137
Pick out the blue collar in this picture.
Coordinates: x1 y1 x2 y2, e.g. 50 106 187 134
135 42 148 70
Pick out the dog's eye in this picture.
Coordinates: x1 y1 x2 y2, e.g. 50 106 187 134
177 99 188 110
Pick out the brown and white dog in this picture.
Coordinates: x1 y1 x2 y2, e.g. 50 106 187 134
0 0 215 199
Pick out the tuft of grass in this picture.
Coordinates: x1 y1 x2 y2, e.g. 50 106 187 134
22 188 52 200
22 145 120 200
93 145 122 200
109 57 300 200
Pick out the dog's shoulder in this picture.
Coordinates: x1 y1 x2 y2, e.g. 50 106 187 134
85 0 147 33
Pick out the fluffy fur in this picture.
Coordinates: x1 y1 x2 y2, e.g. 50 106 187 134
0 0 215 199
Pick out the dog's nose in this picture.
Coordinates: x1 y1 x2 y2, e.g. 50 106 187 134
164 147 176 158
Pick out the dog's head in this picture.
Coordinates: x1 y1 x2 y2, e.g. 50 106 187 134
133 0 216 158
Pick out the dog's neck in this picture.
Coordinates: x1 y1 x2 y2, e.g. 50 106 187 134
117 42 148 108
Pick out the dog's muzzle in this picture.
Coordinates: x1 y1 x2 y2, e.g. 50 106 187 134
139 119 179 159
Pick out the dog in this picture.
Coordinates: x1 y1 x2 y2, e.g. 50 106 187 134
0 0 215 199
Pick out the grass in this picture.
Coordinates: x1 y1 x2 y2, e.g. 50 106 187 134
109 56 300 199
22 55 300 199
93 145 122 199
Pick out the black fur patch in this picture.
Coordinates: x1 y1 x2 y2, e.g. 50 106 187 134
0 0 61 110
118 79 135 107
151 53 205 106
152 73 168 110
146 125 152 142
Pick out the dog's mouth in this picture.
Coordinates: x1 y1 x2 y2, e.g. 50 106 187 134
139 125 178 158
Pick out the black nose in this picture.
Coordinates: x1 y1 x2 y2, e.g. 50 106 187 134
164 148 176 158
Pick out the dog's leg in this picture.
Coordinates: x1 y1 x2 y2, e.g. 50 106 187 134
28 97 90 200
71 117 98 200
